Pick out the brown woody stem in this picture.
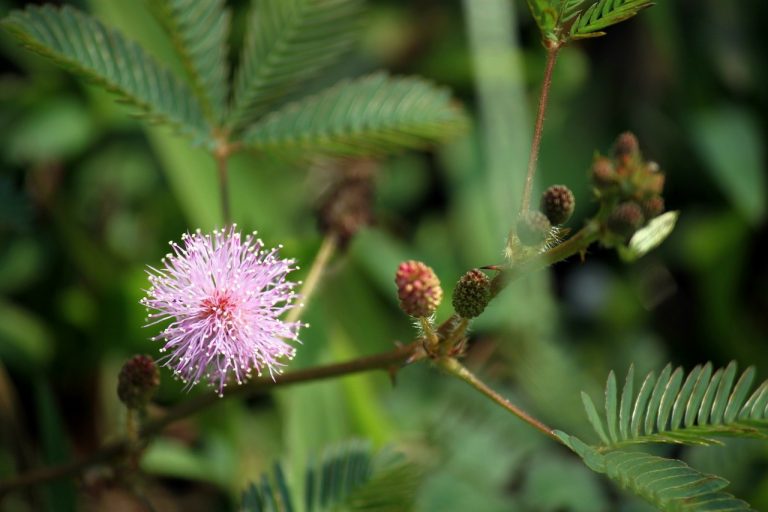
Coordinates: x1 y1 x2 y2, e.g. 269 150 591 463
0 341 421 496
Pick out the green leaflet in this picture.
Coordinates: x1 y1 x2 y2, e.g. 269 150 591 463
241 72 469 157
229 0 364 131
150 0 231 124
581 362 768 449
241 441 423 512
557 432 755 511
570 0 654 39
1 5 210 143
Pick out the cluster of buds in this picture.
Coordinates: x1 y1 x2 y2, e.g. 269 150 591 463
591 132 666 243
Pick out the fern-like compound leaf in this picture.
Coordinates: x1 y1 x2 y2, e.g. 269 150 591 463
241 441 422 512
229 0 364 131
570 0 654 39
241 72 469 157
582 362 768 449
1 5 210 143
556 432 756 511
150 0 231 124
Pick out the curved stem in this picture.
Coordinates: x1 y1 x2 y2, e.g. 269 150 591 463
439 358 561 443
0 341 421 496
520 46 560 212
285 234 337 325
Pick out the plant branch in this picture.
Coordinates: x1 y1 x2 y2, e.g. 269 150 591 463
285 234 337 325
439 357 560 442
0 341 421 496
520 45 560 212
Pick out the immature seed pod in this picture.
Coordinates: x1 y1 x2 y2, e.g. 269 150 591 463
607 202 644 239
395 260 443 318
516 211 551 246
541 185 575 225
117 355 160 410
452 269 491 319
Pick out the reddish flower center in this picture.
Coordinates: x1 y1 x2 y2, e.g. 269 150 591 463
200 291 235 322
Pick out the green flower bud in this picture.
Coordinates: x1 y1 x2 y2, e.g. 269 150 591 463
516 211 551 246
452 269 491 319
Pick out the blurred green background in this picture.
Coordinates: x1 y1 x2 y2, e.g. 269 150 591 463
1 0 767 510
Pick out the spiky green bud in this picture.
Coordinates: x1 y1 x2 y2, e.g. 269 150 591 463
452 270 491 319
516 211 551 246
395 260 442 318
117 355 160 410
541 185 575 225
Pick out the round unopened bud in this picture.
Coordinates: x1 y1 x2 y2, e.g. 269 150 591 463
607 202 644 239
117 355 160 409
591 157 616 187
452 270 491 319
395 260 443 318
641 196 665 219
316 161 375 248
541 185 575 225
516 211 551 246
614 132 639 161
644 173 665 195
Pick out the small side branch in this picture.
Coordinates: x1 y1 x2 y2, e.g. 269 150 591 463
439 358 561 443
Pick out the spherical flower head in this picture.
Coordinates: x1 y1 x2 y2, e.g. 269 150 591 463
452 269 491 319
591 157 616 188
117 354 160 409
395 260 442 318
614 131 640 163
140 227 302 396
541 185 575 225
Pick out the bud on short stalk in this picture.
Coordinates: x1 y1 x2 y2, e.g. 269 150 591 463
117 355 160 410
453 270 491 319
541 185 575 225
395 260 443 318
516 211 552 247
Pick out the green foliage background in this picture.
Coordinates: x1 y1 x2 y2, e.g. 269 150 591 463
0 0 767 510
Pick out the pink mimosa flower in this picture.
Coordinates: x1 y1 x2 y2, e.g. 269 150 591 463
140 226 302 395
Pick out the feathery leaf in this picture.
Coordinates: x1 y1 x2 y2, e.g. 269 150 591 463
150 0 231 124
570 0 654 39
582 362 768 449
229 0 364 131
1 5 210 143
556 432 756 511
241 72 469 157
242 441 422 512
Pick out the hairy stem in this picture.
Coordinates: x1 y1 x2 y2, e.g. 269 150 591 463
0 341 421 496
520 45 560 212
439 358 560 442
285 234 337 325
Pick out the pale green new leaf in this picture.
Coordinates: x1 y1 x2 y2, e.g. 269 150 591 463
570 0 654 39
150 0 231 124
1 5 209 142
241 441 422 512
556 432 755 511
581 362 768 449
619 210 679 261
241 73 469 157
229 0 364 131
